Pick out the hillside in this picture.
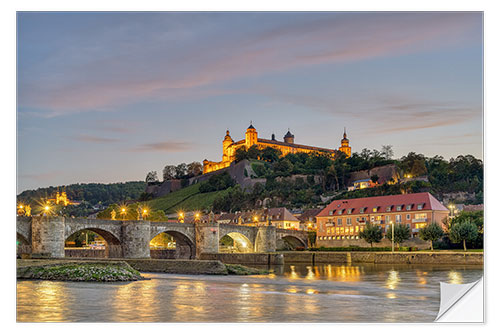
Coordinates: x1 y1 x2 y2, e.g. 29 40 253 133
17 181 146 206
146 182 232 214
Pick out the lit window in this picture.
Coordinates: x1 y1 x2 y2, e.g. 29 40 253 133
355 226 359 233
336 227 340 234
415 213 427 220
376 215 382 221
372 207 378 212
371 216 375 222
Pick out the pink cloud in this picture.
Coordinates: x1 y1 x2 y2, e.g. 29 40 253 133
19 13 481 116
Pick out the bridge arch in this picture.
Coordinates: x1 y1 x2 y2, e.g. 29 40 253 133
278 235 307 250
219 232 254 253
150 230 195 259
64 227 123 258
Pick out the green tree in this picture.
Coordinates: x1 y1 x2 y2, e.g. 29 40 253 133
162 165 177 181
449 210 483 234
381 145 394 159
234 147 248 163
273 158 293 176
145 171 159 183
260 147 282 163
386 223 411 248
419 223 444 251
175 163 188 179
449 221 478 251
187 162 203 177
359 223 383 247
247 145 261 160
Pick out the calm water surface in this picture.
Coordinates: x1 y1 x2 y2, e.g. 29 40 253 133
17 263 483 322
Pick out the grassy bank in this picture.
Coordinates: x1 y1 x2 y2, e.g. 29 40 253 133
17 260 143 282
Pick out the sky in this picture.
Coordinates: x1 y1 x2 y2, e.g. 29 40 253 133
17 12 483 192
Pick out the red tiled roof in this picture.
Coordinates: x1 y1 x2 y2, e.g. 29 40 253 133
317 192 448 217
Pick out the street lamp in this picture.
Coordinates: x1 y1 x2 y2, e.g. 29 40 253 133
448 204 455 219
195 212 200 222
120 206 127 220
390 221 394 253
178 211 184 223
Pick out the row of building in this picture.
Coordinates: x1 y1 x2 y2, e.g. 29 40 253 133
178 192 482 245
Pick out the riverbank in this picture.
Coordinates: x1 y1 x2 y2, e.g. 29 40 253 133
17 260 142 282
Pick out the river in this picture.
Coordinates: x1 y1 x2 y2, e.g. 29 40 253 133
17 263 483 322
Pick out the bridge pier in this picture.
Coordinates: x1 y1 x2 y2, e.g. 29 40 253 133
31 216 65 258
121 221 151 258
195 222 219 259
255 226 277 252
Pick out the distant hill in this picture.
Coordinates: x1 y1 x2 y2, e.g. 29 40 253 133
17 181 146 206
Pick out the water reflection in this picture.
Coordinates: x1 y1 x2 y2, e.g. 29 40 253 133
448 271 463 284
17 263 483 323
17 281 69 322
386 270 400 290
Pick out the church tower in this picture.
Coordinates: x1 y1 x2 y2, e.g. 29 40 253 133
245 122 258 148
339 128 351 157
222 130 233 162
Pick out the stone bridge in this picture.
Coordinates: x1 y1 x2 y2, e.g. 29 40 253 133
16 216 309 259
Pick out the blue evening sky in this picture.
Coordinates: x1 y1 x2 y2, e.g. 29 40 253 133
17 12 483 192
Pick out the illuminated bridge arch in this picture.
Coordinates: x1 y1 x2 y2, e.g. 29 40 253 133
219 232 254 253
150 229 195 259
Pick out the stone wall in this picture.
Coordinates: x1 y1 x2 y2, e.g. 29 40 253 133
316 237 430 250
65 249 107 258
124 259 228 274
282 251 483 265
150 249 178 259
200 253 284 265
31 216 65 258
121 221 151 258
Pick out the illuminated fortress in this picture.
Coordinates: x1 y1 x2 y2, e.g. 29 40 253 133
203 123 351 174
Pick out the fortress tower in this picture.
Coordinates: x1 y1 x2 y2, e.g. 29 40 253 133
222 130 234 162
245 122 258 148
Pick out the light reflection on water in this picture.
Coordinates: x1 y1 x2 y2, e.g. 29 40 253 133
17 263 483 323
